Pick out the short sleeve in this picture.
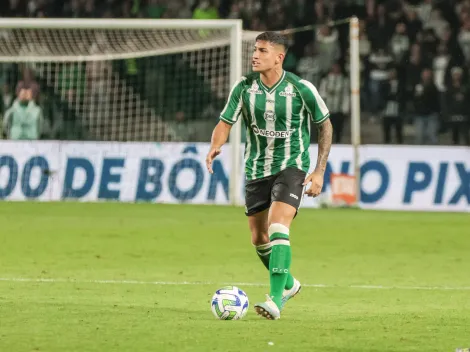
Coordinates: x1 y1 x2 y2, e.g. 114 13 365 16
219 77 246 125
298 79 330 124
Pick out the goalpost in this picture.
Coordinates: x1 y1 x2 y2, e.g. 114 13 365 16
0 17 360 207
349 17 361 206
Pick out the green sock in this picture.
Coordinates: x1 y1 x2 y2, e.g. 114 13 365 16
255 242 294 290
268 224 292 309
255 242 271 270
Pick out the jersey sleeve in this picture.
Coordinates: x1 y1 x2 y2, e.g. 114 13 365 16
298 79 330 124
219 77 246 125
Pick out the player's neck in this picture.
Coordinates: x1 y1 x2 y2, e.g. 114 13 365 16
260 67 284 88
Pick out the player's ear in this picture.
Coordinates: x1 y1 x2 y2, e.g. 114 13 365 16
276 52 285 65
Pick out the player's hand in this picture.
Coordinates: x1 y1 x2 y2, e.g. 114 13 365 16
206 147 221 174
303 171 324 197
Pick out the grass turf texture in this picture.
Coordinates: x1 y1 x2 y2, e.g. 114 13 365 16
0 202 469 352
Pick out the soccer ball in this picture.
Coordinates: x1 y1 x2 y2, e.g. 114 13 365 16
210 286 249 320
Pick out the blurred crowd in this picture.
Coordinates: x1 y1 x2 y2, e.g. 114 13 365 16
1 0 470 145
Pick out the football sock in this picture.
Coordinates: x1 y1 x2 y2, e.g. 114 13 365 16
255 242 294 290
268 223 292 309
255 242 272 270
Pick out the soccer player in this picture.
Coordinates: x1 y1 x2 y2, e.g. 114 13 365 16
205 31 333 320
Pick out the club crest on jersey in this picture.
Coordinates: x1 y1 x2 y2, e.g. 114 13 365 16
247 82 263 95
264 110 276 122
279 85 296 97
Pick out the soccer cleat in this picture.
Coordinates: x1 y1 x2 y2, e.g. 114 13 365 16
254 294 281 320
281 278 301 310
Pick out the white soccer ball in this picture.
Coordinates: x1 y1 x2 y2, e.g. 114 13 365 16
210 286 249 320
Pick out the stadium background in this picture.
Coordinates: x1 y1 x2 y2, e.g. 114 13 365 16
1 0 470 145
0 1 469 352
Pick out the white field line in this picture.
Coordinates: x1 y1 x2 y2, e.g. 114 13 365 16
0 277 470 291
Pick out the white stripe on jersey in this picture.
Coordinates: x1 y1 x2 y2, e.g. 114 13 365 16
299 79 329 119
249 81 260 179
263 91 276 177
281 82 294 171
295 104 306 169
244 121 251 168
220 76 246 121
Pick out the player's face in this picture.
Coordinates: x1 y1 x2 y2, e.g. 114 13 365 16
252 40 284 72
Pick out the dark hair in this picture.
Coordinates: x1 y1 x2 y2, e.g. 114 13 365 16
255 31 288 52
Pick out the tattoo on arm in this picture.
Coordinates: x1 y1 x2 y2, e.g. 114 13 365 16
314 119 333 173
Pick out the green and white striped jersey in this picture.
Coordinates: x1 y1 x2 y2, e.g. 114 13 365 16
219 70 330 180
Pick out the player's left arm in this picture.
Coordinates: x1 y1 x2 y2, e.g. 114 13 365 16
299 79 333 197
314 118 333 174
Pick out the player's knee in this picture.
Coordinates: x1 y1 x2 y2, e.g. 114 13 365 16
268 223 290 236
251 231 269 246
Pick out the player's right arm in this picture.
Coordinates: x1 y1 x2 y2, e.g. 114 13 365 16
206 77 245 174
206 120 232 174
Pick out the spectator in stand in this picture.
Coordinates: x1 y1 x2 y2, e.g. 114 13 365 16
296 42 322 87
367 4 394 49
412 68 440 145
402 43 425 111
424 8 450 41
359 19 372 61
2 88 44 140
458 18 470 62
390 22 410 66
445 67 470 145
82 0 97 18
319 62 349 143
404 7 422 43
250 16 267 32
367 46 394 116
416 0 433 24
418 28 439 64
193 0 219 20
432 43 451 107
314 24 341 77
16 67 40 102
381 68 404 144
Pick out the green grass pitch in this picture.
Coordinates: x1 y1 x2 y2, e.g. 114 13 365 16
0 202 469 351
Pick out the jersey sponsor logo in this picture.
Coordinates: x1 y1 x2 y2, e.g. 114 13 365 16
279 85 296 97
264 110 276 122
247 82 263 95
251 125 294 139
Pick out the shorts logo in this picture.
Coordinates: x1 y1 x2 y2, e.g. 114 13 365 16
248 82 263 95
264 110 276 122
290 193 299 200
279 85 296 97
251 124 294 139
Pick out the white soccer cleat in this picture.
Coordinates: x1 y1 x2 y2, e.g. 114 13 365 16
254 294 281 320
281 278 301 310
